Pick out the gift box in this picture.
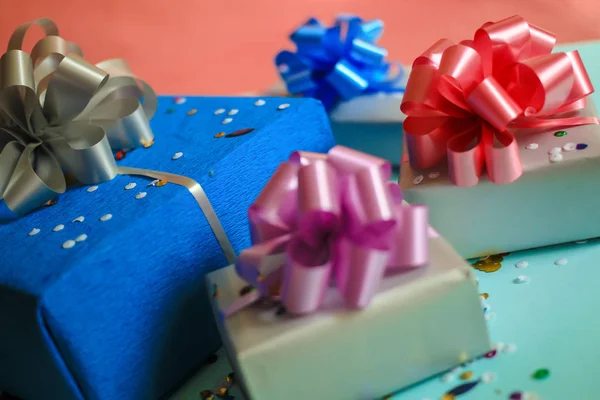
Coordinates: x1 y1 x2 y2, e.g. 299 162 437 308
207 146 491 400
399 16 600 259
272 15 408 164
0 21 335 399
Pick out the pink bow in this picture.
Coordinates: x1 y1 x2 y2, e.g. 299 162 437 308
230 146 429 315
401 15 599 187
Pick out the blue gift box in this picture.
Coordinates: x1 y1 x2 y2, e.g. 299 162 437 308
0 96 334 400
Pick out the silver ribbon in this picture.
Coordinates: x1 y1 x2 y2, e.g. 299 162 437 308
0 18 156 215
0 18 237 264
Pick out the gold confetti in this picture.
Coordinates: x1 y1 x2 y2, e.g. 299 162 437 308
141 139 154 148
187 109 197 116
44 198 58 207
460 371 473 380
481 293 489 299
457 351 469 363
214 132 226 138
472 255 504 273
441 394 456 400
156 180 168 187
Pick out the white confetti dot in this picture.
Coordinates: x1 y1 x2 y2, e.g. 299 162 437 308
485 312 497 321
278 64 290 74
87 186 98 193
502 343 517 353
62 240 76 249
174 97 186 104
428 171 440 179
148 179 160 187
228 109 239 116
53 224 65 232
136 192 147 199
494 342 506 351
554 258 568 265
525 143 539 150
172 152 183 160
523 392 542 400
214 108 226 115
514 275 530 284
100 214 113 222
440 373 455 383
254 99 266 106
28 228 40 236
515 260 528 269
75 234 88 242
277 103 290 110
72 216 85 223
563 142 577 152
413 175 424 185
222 118 233 124
549 153 563 163
481 371 497 384
548 146 562 155
125 182 137 190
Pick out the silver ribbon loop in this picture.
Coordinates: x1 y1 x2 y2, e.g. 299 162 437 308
0 18 157 216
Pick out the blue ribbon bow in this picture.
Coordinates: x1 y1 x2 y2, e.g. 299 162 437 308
275 15 405 111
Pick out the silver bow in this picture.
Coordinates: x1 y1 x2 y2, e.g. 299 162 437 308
0 18 157 216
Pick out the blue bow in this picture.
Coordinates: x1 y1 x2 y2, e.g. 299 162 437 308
275 15 405 111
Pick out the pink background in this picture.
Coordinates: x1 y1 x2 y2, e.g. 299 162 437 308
2 0 600 95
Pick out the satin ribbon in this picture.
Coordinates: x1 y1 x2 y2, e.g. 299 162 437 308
224 146 428 316
0 18 156 216
401 15 599 187
276 15 405 111
0 19 237 265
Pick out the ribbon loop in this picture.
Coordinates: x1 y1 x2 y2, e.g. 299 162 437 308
277 15 404 111
231 146 429 316
0 18 157 216
401 15 599 186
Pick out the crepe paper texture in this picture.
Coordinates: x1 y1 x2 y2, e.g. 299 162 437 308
401 100 600 259
0 96 334 400
207 235 491 400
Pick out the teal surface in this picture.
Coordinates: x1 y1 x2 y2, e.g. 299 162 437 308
170 42 600 400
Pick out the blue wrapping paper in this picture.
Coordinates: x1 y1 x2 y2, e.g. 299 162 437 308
0 96 334 400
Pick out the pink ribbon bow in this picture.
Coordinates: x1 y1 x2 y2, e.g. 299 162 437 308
231 146 429 315
401 15 599 187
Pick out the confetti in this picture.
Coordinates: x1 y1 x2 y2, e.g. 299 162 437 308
428 171 440 179
254 99 266 106
228 109 239 116
480 293 489 299
441 373 455 383
440 395 455 400
502 343 517 353
62 240 76 249
482 304 491 313
166 108 176 114
413 175 424 185
576 240 588 244
531 368 549 380
115 151 126 161
125 183 137 190
472 255 504 273
100 214 113 222
28 228 40 236
457 351 469 363
548 146 562 155
523 392 542 400
447 380 479 396
172 152 183 160
72 216 85 223
481 371 497 383
562 142 576 152
75 234 88 242
135 192 147 199
576 143 588 150
87 186 98 193
45 198 58 207
148 180 159 187
222 118 233 124
484 349 497 359
549 153 563 163
174 96 186 104
525 143 539 150
142 139 154 148
214 108 226 115
554 130 567 137
554 258 568 265
187 109 197 116
208 170 215 177
513 275 530 284
214 132 226 138
53 224 65 232
459 371 473 380
277 103 290 110
515 260 528 269
509 392 523 400
226 128 255 138
156 180 168 187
